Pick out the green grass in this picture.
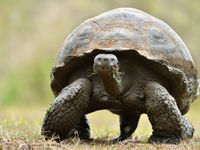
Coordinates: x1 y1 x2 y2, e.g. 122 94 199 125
0 105 200 150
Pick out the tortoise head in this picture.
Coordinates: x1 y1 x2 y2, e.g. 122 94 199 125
93 53 124 96
93 54 119 74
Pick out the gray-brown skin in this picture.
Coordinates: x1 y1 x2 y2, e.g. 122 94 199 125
41 8 199 144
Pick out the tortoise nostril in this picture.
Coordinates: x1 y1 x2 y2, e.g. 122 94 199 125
103 58 108 61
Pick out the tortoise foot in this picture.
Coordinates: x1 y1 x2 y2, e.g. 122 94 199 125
148 135 182 144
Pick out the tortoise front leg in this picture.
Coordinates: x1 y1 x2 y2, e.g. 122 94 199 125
144 82 194 144
41 78 91 141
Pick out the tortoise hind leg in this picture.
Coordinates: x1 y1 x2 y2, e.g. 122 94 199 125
68 115 90 139
112 113 140 142
41 78 91 141
144 82 194 144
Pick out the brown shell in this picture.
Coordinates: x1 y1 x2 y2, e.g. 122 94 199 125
51 8 199 112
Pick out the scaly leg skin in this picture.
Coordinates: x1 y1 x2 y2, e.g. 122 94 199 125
145 82 194 144
112 113 140 143
41 78 91 141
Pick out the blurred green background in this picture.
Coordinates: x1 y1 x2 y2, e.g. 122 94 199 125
0 0 200 109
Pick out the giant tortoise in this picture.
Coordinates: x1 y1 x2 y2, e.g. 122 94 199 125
41 8 199 144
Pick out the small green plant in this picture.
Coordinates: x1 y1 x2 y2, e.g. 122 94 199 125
113 74 121 83
112 66 124 83
88 72 97 77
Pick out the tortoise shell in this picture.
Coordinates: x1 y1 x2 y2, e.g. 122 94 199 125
50 8 199 113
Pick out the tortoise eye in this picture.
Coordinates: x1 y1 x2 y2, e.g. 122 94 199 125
111 58 115 61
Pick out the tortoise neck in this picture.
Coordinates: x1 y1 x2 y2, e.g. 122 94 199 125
98 70 124 96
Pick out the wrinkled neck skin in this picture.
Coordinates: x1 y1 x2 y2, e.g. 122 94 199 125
98 70 125 97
